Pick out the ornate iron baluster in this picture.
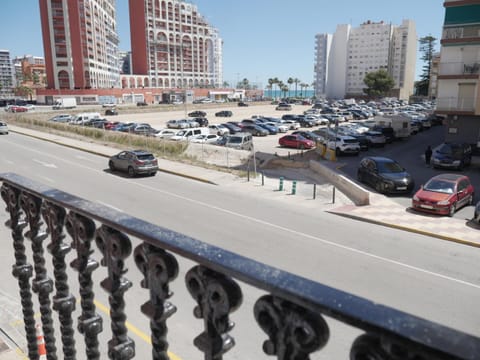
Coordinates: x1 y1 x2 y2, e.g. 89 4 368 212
254 295 329 360
96 225 135 360
135 243 179 360
20 192 57 360
42 202 76 360
67 211 102 360
185 265 242 360
1 184 38 360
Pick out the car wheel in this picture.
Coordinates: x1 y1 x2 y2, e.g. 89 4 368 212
335 148 341 156
375 182 383 193
448 202 456 217
150 172 157 177
128 166 136 177
357 172 364 183
109 160 115 171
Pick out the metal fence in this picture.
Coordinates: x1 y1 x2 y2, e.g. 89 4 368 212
1 172 479 360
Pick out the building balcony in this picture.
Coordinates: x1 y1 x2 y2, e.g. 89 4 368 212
435 96 479 114
0 172 479 359
438 61 480 78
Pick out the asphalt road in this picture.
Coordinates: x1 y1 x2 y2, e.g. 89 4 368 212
0 133 479 359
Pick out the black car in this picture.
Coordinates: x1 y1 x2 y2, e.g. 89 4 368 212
188 110 207 117
357 156 414 194
238 101 249 107
432 142 472 170
222 122 242 134
105 108 118 116
372 125 395 143
192 117 209 127
136 101 148 106
215 110 233 117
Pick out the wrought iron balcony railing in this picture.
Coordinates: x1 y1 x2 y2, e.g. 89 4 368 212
1 172 479 360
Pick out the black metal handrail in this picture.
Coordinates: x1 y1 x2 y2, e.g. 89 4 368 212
1 172 479 359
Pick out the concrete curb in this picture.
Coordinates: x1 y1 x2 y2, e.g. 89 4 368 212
329 209 480 248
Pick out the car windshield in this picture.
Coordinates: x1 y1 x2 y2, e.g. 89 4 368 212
437 144 462 157
378 161 403 173
424 179 455 194
229 137 242 144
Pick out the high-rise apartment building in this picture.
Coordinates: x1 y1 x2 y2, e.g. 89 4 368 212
128 0 223 89
435 0 480 149
314 20 417 100
39 0 120 90
313 34 332 97
0 50 14 98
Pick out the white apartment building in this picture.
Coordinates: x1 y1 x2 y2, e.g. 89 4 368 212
315 20 417 100
0 50 14 98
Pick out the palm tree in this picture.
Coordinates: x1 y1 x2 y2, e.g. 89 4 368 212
267 78 274 99
287 77 294 98
272 77 280 99
277 81 285 100
293 78 300 97
300 83 309 98
281 85 289 98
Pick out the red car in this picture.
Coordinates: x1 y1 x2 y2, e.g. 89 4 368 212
278 134 315 149
8 105 28 113
412 173 475 217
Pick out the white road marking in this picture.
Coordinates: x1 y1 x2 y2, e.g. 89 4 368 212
5 137 480 290
96 201 123 212
32 158 57 168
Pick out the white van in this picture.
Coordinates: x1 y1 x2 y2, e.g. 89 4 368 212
170 127 210 141
225 132 253 150
70 112 101 125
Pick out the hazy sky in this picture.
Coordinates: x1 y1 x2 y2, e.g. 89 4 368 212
1 0 445 88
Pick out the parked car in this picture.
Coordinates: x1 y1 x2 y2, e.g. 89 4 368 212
432 142 472 170
266 121 288 133
188 110 206 117
357 157 414 194
276 103 292 111
372 125 395 143
0 121 8 134
238 101 249 107
257 122 278 135
136 101 148 106
364 130 386 147
166 119 189 129
114 122 137 132
473 201 480 225
154 128 178 139
190 134 220 144
222 122 242 134
105 108 118 116
241 124 269 136
133 123 157 136
49 114 73 123
412 173 475 217
7 105 28 113
292 131 322 143
208 124 230 136
278 134 315 149
108 150 158 177
215 110 233 117
191 117 209 127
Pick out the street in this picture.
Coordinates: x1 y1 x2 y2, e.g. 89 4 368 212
0 132 479 359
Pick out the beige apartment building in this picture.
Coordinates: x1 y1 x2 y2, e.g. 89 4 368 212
435 0 480 150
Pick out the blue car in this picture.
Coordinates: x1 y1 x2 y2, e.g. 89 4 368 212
257 122 278 135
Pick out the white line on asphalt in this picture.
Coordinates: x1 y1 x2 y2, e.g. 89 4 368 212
96 201 123 212
6 136 480 291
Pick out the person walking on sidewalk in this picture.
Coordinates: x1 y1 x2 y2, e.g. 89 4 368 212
425 145 432 167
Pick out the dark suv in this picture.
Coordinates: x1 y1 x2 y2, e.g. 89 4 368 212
432 142 472 170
